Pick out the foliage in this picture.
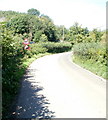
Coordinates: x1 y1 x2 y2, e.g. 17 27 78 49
33 31 43 42
101 31 106 43
1 21 72 118
27 8 40 16
73 42 107 79
1 25 48 117
1 9 107 118
41 42 72 53
25 43 48 58
40 34 48 42
1 23 25 117
73 42 107 62
0 10 23 21
88 29 104 43
39 16 58 42
7 15 33 34
6 12 59 42
67 23 89 44
55 25 69 41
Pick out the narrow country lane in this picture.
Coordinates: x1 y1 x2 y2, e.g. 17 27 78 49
13 52 106 118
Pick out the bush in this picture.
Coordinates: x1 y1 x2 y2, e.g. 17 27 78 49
25 42 72 57
41 42 72 53
73 42 107 79
1 27 25 117
28 43 48 57
40 34 48 42
73 42 107 64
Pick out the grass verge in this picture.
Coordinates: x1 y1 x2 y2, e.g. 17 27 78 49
73 55 107 80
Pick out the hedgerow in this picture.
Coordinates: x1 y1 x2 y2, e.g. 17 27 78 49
29 43 48 56
41 42 72 53
73 42 107 79
1 28 24 117
24 42 72 58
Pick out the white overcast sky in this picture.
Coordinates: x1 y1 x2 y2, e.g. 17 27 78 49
0 0 107 30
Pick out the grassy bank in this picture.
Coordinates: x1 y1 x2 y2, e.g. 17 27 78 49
73 56 107 79
72 42 107 80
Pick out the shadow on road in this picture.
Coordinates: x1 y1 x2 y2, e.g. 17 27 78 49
10 71 55 119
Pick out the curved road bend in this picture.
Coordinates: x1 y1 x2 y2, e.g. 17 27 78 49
14 52 106 118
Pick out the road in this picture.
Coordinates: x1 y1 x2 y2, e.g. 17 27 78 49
13 52 106 118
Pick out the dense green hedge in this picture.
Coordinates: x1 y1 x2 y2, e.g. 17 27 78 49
1 26 26 117
73 42 107 62
73 42 107 79
41 42 72 53
24 43 48 58
22 42 72 58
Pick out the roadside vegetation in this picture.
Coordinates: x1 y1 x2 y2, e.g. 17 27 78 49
70 25 107 80
73 42 107 79
0 8 107 118
0 9 72 118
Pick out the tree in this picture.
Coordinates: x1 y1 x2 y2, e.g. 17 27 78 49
55 25 68 41
40 34 48 42
91 29 103 42
39 16 58 42
68 23 89 44
33 31 43 42
7 15 30 34
7 14 41 40
40 14 52 21
5 9 59 42
27 8 40 16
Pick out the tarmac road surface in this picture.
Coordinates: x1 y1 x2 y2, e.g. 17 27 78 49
13 52 106 118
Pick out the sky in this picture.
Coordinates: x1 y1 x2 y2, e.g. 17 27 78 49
0 0 107 30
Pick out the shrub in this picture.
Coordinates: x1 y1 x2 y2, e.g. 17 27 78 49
41 42 72 53
1 27 25 117
29 43 48 55
40 34 48 42
73 42 107 64
73 42 107 79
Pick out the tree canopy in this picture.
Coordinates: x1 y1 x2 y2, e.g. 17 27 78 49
27 8 40 16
